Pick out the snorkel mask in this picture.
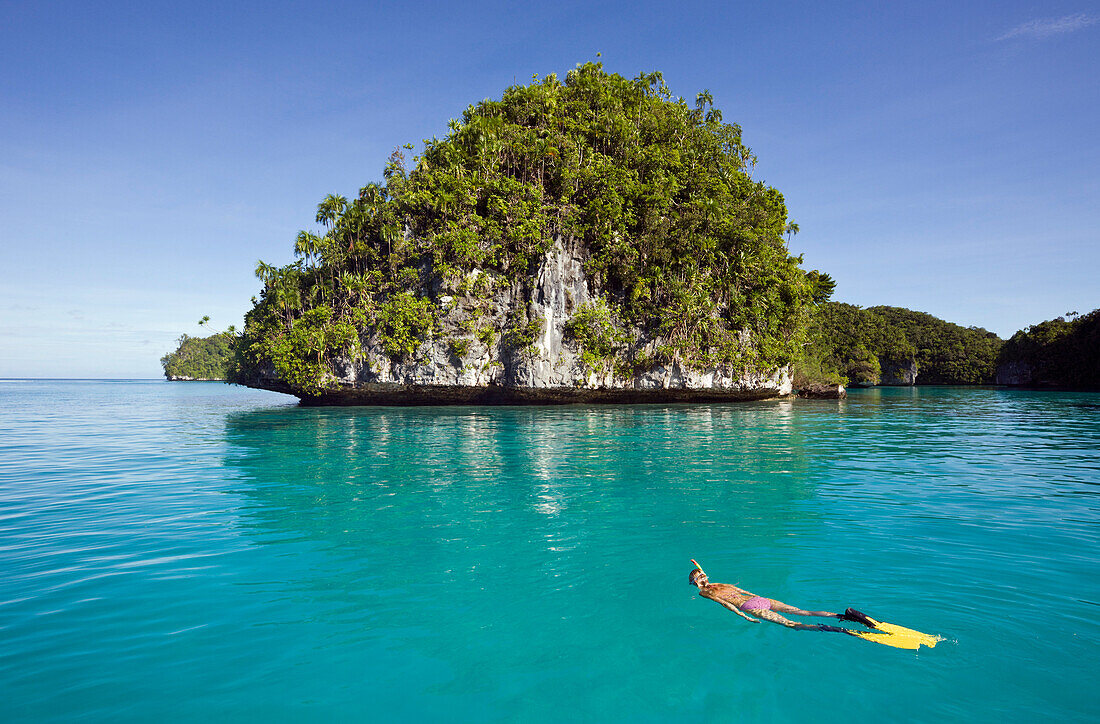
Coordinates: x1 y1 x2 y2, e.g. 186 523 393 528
690 559 708 586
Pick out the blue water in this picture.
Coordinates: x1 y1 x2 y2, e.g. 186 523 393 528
1 381 1098 722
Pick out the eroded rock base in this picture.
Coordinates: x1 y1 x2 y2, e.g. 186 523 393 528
296 383 788 406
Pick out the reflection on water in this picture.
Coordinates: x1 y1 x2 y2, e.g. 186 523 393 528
224 403 821 556
217 388 1100 718
223 404 823 583
219 403 828 712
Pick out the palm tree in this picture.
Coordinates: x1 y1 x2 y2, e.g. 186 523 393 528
807 270 836 304
784 222 800 245
197 315 227 335
255 260 277 287
315 194 348 233
358 183 385 212
295 231 324 267
272 266 302 328
694 90 714 122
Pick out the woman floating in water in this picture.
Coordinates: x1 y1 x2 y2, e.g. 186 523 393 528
689 560 940 649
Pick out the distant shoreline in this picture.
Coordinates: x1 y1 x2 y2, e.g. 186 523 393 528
0 377 164 382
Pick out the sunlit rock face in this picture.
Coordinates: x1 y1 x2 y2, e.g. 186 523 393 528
245 237 793 405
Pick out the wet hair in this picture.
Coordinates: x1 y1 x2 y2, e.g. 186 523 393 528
689 568 706 586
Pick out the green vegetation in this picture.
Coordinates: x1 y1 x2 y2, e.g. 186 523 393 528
998 309 1100 388
376 292 437 360
871 306 1002 384
798 303 1002 386
231 63 822 394
161 332 236 380
563 299 627 369
502 309 544 353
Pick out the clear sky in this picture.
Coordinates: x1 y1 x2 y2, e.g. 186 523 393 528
1 1 1097 378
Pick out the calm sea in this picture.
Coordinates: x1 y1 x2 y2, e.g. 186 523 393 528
1 381 1097 722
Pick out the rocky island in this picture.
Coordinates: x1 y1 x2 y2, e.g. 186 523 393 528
231 64 832 405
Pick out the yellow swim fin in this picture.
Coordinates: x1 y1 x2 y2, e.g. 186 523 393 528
846 629 923 649
848 616 941 650
873 620 942 649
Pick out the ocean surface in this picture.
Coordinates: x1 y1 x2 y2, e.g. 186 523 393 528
1 380 1098 722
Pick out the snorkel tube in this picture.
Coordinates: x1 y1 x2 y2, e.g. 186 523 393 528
690 559 706 582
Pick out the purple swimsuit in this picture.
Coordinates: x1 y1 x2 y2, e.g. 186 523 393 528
742 596 772 611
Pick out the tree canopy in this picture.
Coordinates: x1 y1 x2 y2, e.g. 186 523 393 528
232 63 822 393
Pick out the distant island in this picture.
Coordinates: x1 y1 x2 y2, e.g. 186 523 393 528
795 305 1097 391
161 332 235 381
798 303 1003 387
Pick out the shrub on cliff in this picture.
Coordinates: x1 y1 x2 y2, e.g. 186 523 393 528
232 63 822 393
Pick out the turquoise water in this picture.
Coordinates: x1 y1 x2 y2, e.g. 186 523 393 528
1 381 1098 722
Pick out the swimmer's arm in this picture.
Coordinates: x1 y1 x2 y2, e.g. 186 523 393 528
698 587 758 622
716 599 759 623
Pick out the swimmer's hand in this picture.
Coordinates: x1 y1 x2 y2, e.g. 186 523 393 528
718 599 759 622
735 609 760 623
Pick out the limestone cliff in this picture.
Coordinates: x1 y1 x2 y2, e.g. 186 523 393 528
244 236 792 404
995 360 1035 386
880 359 918 386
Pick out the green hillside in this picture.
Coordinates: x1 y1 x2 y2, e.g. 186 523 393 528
799 303 1003 386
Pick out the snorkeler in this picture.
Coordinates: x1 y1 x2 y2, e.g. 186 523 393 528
688 560 940 649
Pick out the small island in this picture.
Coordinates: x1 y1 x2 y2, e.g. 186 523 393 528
997 309 1099 389
161 332 235 381
230 64 833 405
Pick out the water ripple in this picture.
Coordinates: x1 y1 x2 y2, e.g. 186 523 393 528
0 382 1097 721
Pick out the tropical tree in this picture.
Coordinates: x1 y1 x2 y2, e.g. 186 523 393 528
315 194 348 233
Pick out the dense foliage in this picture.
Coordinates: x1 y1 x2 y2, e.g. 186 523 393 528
799 303 1003 385
998 309 1100 388
870 306 1003 384
161 333 236 380
232 63 822 393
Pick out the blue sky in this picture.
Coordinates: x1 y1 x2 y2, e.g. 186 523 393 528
1 1 1097 378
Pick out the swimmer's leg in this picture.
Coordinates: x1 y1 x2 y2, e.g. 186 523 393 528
837 608 879 629
751 608 852 633
769 600 838 618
